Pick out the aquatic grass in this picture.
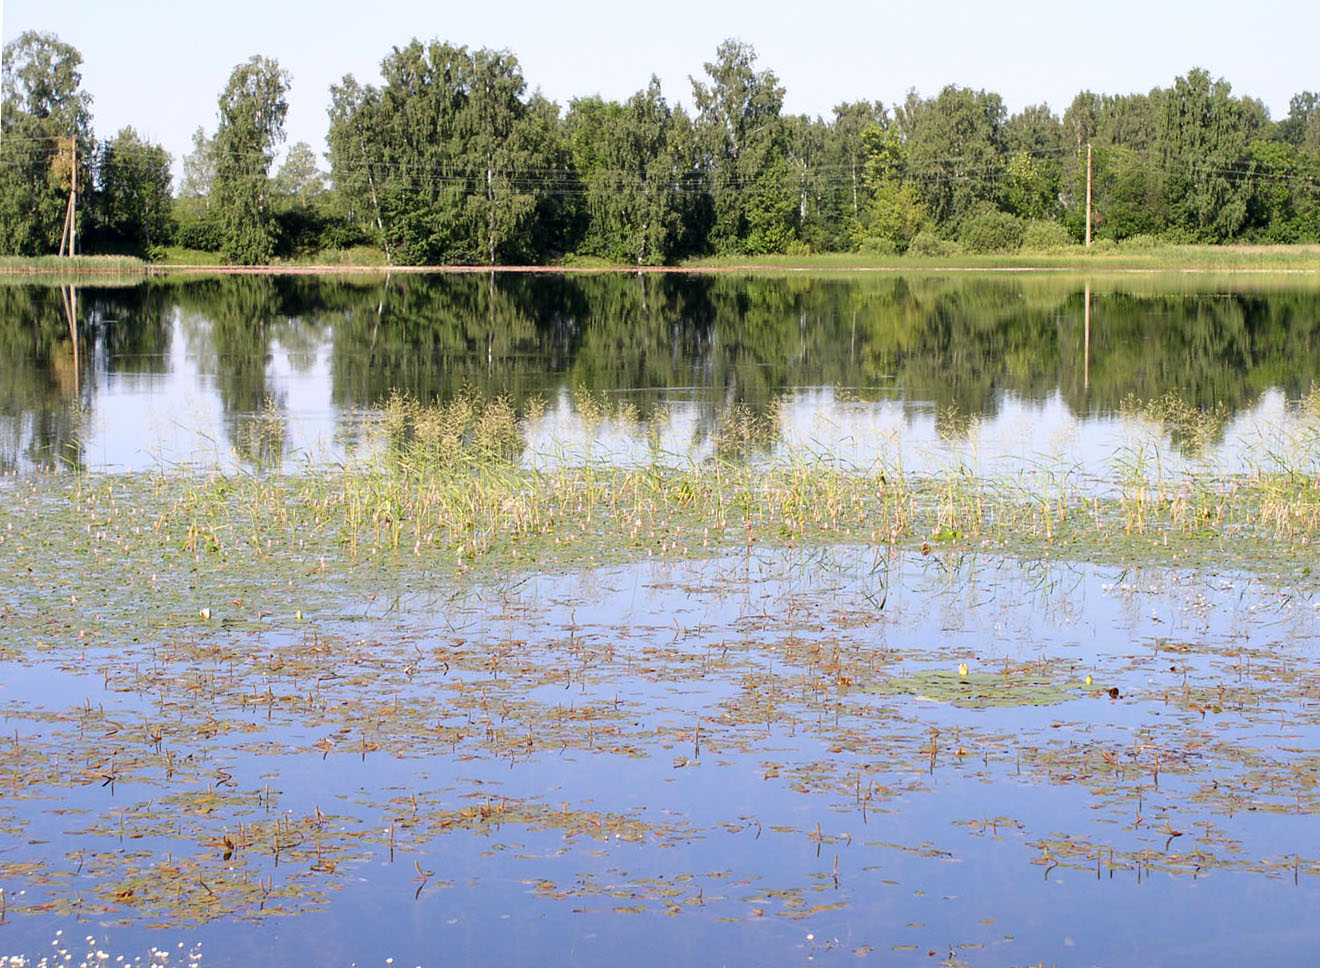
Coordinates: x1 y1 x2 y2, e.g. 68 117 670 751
8 474 1320 949
1118 392 1230 458
102 396 1320 580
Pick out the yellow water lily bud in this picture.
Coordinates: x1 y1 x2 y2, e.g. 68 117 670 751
958 662 969 678
1084 674 1093 686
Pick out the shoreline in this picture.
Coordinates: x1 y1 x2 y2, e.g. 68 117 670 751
0 244 1316 279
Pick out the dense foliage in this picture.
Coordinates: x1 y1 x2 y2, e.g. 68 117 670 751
4 31 1320 262
0 31 94 255
212 55 290 264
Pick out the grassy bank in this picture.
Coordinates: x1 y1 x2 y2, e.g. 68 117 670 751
0 254 147 277
682 242 1320 273
5 242 1315 277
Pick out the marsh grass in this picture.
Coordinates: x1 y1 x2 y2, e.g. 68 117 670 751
1119 392 1230 457
235 397 288 468
0 255 146 276
93 388 1316 584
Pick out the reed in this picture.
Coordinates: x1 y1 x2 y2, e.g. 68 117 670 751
147 416 1315 578
0 254 146 275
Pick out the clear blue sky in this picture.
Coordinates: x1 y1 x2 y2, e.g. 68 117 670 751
4 0 1317 179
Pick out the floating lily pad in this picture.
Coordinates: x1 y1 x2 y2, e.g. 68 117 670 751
873 669 1081 707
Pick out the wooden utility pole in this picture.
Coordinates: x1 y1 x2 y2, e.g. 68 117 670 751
71 138 78 255
1085 143 1093 248
58 138 78 256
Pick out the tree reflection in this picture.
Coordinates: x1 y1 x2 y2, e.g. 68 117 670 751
0 282 173 470
2 272 1319 470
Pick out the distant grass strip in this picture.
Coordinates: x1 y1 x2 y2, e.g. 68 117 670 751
0 254 147 275
123 241 1320 275
682 243 1320 273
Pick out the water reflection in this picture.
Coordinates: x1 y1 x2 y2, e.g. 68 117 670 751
2 272 1319 475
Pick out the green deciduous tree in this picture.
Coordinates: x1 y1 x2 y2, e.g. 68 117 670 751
327 40 565 265
465 49 561 264
1155 68 1266 241
783 113 838 250
1304 111 1320 155
0 31 94 254
1067 144 1165 240
1241 139 1319 242
896 85 1006 228
691 39 792 254
271 140 356 256
273 141 325 204
1001 104 1063 222
212 55 290 264
1276 92 1319 149
326 75 389 255
1063 91 1160 157
1004 104 1063 157
567 79 688 264
853 124 926 252
179 126 215 200
826 101 887 235
89 127 173 254
1003 150 1060 221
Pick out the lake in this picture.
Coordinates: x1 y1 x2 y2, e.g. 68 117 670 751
2 270 1320 967
5 271 1320 478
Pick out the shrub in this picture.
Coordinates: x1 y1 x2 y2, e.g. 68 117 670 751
1119 234 1161 249
958 208 1024 253
907 230 962 257
857 236 899 257
1156 227 1201 245
175 207 223 252
1021 220 1073 251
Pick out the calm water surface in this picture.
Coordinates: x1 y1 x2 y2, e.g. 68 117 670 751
5 272 1320 477
3 272 1320 967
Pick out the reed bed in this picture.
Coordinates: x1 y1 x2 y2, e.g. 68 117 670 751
106 389 1320 583
0 254 146 276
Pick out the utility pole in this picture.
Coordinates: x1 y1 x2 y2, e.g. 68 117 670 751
1085 143 1093 248
58 138 78 256
70 137 78 256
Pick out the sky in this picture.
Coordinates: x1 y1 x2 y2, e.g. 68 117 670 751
4 0 1318 182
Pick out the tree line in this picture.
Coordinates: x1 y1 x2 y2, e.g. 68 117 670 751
3 30 1320 263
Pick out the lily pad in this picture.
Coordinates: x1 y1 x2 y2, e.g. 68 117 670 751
873 669 1080 707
